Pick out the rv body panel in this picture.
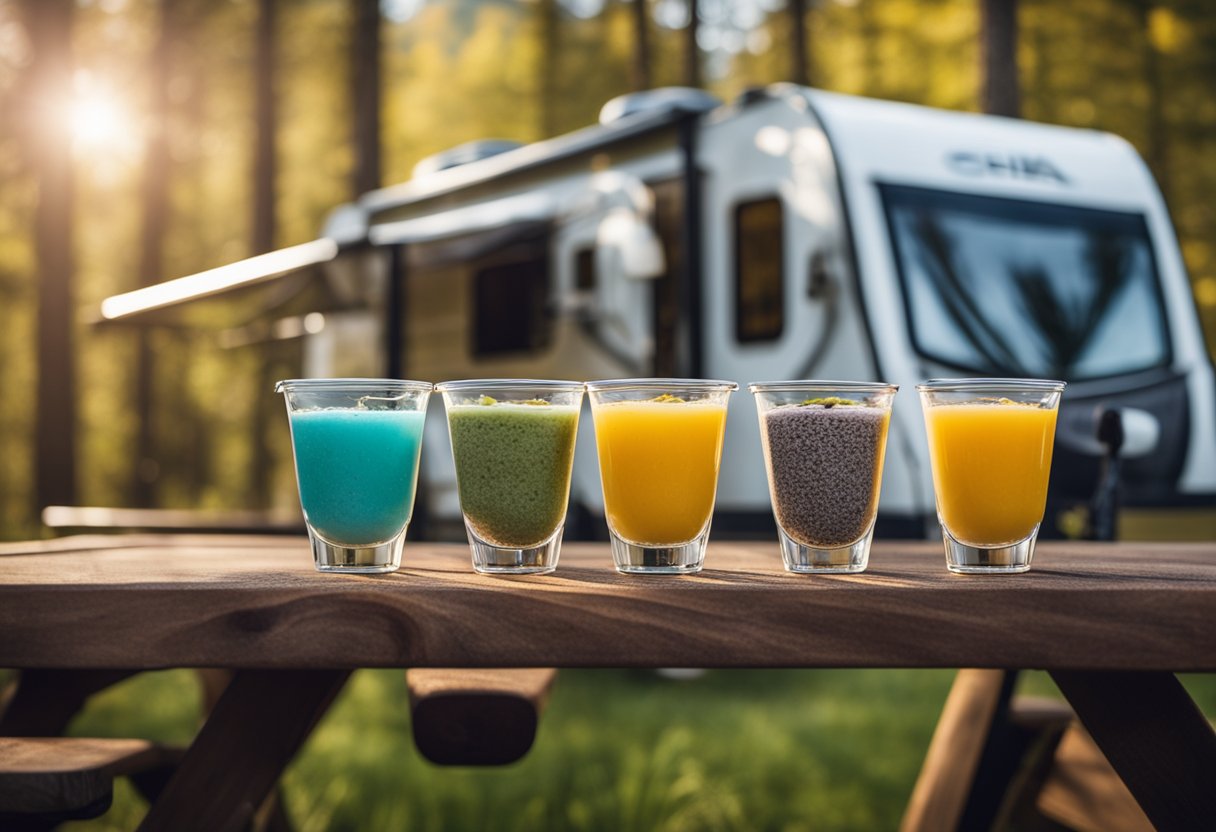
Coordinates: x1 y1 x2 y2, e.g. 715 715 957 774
694 94 897 516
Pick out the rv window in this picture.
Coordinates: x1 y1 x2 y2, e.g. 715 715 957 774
575 247 596 292
472 256 551 356
881 184 1171 380
735 197 785 343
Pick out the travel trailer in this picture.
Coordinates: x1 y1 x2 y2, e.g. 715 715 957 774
100 84 1216 536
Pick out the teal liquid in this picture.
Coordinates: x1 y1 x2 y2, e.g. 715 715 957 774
288 408 426 546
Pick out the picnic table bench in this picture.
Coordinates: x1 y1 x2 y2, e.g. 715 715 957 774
0 535 1213 830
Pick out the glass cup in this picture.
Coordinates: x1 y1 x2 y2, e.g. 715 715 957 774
276 378 432 573
587 379 737 574
750 381 898 573
917 378 1066 574
437 379 585 575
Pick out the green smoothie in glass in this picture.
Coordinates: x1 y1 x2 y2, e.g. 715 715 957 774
438 380 585 574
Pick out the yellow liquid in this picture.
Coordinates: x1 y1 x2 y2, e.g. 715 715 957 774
924 402 1058 546
592 401 728 545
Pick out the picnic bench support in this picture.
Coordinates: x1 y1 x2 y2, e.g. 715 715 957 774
137 669 349 832
406 668 557 766
0 670 136 736
901 669 1097 832
1050 670 1216 832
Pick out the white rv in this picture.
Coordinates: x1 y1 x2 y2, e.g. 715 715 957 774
101 84 1216 536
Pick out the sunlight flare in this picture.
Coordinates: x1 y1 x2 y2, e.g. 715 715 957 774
64 72 139 160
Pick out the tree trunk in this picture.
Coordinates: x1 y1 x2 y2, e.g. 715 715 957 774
860 0 879 92
683 0 701 88
350 0 381 196
1137 1 1169 199
253 0 276 255
247 0 278 509
980 0 1020 117
631 0 651 91
537 0 559 136
27 0 77 513
788 0 810 86
132 0 174 507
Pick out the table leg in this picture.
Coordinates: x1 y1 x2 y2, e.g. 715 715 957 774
1050 670 1216 832
137 669 349 832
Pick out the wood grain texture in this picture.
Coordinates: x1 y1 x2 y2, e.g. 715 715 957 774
900 669 1006 832
0 536 1213 671
1051 670 1216 832
407 669 557 766
0 737 159 814
1035 724 1153 832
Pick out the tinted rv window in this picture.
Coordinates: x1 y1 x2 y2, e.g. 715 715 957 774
575 247 596 292
881 184 1171 380
735 198 785 343
472 256 550 356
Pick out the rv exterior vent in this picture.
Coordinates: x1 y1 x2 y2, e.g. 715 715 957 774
411 139 525 179
598 87 722 126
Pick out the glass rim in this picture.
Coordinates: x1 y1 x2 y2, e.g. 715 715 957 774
585 377 739 393
748 380 898 394
435 378 587 393
274 378 433 394
916 377 1067 393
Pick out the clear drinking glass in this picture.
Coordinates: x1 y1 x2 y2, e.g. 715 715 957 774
437 379 585 575
276 378 431 573
917 378 1066 574
586 379 737 574
750 381 898 573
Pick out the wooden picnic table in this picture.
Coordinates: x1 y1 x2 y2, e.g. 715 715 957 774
1 535 1214 830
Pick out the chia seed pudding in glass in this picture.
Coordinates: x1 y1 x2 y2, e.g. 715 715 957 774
750 382 898 573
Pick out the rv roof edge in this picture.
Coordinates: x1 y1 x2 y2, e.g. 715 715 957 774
367 192 558 247
598 87 721 125
359 102 713 218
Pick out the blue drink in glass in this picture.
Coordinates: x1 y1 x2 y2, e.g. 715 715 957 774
277 379 432 573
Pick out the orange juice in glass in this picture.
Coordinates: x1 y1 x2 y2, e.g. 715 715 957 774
918 379 1065 573
587 379 736 574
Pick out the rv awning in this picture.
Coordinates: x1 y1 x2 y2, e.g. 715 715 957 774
97 192 561 328
98 238 340 326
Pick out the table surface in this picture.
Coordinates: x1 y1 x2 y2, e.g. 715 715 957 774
0 535 1213 672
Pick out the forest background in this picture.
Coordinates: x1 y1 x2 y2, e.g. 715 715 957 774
0 0 1214 534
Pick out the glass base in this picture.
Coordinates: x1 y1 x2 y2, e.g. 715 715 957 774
309 526 407 574
468 523 562 575
611 528 709 575
941 524 1038 574
778 522 873 574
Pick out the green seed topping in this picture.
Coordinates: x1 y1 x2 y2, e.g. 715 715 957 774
519 398 550 406
478 395 498 406
799 396 856 408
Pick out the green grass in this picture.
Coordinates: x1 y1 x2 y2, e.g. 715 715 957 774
55 669 1216 831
